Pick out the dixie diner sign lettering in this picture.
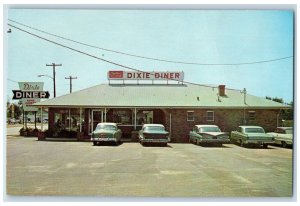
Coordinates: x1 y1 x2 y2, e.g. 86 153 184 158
108 71 184 81
12 82 48 112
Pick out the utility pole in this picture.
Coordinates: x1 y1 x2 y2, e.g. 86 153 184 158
65 76 77 93
46 63 62 98
241 88 247 124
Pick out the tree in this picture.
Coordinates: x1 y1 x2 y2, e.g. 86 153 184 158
7 102 23 119
266 97 293 121
265 96 283 103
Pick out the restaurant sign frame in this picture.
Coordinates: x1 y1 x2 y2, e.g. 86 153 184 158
108 71 184 81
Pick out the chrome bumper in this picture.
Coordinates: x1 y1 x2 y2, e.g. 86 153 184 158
91 137 117 142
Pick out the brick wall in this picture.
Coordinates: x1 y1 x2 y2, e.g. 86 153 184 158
167 108 280 143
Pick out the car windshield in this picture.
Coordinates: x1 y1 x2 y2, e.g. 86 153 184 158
144 126 165 131
284 129 293 134
245 128 265 133
96 125 117 130
201 127 221 132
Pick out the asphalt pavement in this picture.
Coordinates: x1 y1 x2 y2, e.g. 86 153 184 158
6 126 293 198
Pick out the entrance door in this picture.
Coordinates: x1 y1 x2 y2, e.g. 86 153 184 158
91 109 103 132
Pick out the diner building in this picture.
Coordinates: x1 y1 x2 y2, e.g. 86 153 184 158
33 75 290 142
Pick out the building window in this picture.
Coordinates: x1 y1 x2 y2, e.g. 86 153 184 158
111 109 132 125
248 111 256 121
206 111 214 121
136 110 153 125
187 111 194 121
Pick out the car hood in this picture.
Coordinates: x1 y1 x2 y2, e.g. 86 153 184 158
200 132 228 136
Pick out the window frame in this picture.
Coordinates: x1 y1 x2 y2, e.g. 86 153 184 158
248 111 256 121
206 111 214 122
187 111 195 121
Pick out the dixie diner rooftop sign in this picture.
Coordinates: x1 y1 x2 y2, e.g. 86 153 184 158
108 71 184 81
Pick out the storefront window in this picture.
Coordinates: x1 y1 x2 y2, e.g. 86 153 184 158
53 108 84 136
136 110 153 125
111 109 132 125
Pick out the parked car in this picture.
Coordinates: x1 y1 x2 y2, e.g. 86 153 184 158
189 125 230 146
139 124 169 146
91 122 122 146
230 126 274 148
267 127 293 148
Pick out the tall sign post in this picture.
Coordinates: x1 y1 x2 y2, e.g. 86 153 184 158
12 82 50 129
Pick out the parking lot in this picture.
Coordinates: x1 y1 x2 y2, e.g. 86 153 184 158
6 132 293 197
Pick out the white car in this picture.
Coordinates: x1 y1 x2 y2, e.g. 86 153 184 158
189 125 230 146
268 127 293 148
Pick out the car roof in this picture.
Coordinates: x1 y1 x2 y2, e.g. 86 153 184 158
239 126 263 129
277 127 293 130
196 125 219 128
96 122 117 126
142 124 165 127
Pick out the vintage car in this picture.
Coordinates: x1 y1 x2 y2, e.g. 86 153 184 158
189 125 230 146
267 127 293 148
230 126 274 148
91 122 122 146
139 124 170 146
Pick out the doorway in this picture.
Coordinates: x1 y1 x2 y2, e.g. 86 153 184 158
91 109 103 133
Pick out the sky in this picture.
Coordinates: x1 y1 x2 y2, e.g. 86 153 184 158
4 9 294 103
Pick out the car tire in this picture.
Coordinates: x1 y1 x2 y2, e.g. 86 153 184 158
93 141 97 146
239 139 244 147
281 141 287 148
263 144 268 149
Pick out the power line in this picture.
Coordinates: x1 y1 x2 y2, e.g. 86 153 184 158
8 19 293 66
7 78 18 83
8 23 240 91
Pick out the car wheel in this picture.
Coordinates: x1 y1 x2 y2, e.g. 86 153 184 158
281 141 287 148
93 141 97 146
263 144 268 149
239 139 244 147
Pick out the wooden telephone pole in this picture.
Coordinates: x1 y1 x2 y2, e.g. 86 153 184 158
65 76 77 93
46 63 62 98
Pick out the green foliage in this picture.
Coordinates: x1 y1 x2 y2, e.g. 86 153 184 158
265 96 283 103
266 97 293 120
7 103 23 119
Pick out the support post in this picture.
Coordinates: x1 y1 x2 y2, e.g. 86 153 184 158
69 109 71 132
41 108 43 131
80 108 82 132
134 108 137 130
169 110 172 139
34 111 37 129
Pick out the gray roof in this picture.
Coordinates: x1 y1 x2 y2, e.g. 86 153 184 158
34 84 290 109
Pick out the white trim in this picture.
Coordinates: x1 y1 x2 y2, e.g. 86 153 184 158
169 111 172 137
69 109 71 132
79 107 82 133
134 108 137 130
41 107 43 131
32 105 290 109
